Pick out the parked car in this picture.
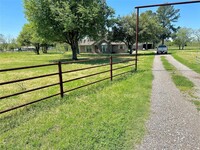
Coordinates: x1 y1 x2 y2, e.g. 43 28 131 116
157 45 168 54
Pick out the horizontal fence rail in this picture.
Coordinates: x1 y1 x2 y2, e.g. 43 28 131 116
0 56 135 114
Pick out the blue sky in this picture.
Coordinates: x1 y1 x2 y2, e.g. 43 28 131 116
0 0 200 38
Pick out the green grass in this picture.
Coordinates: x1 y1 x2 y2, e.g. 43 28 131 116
170 49 200 74
172 75 194 91
161 56 200 111
0 50 154 149
193 101 200 111
161 56 194 91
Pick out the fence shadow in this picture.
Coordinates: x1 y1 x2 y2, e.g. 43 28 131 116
0 72 133 134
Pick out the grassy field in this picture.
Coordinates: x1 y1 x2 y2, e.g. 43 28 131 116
168 48 200 74
0 50 154 149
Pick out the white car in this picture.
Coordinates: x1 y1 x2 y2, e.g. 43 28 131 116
157 45 168 54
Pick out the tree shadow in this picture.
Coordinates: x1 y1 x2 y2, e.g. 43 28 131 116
49 54 134 65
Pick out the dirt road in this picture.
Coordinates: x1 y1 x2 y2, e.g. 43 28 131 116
137 55 200 150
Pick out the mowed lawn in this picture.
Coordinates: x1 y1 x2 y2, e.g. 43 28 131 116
0 50 154 149
170 48 200 73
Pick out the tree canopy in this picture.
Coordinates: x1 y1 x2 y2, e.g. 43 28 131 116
156 5 180 45
24 0 114 59
173 27 192 50
109 13 136 54
140 10 162 48
17 23 50 54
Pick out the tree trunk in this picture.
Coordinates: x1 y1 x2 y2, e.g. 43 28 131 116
162 38 164 45
145 42 148 50
129 44 133 54
76 42 80 54
70 40 78 60
34 43 40 55
42 44 48 54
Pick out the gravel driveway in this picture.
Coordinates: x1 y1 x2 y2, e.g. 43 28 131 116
165 55 200 99
137 55 200 150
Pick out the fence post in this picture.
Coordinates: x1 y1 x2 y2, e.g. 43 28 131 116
110 56 113 81
58 61 64 98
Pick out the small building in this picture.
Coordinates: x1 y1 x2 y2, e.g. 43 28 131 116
79 38 154 53
79 38 128 53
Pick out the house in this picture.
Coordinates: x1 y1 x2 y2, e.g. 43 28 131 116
79 38 128 53
79 37 154 53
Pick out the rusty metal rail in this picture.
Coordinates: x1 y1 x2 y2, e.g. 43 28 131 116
0 56 135 114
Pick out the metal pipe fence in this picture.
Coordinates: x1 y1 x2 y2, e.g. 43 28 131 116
0 56 135 114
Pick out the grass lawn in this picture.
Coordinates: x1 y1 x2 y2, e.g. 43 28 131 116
170 48 200 74
0 50 154 149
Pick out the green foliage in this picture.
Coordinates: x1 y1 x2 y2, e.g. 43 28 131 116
24 0 114 59
110 7 179 51
0 34 19 51
109 13 136 54
172 27 192 50
156 5 180 44
17 23 52 54
17 24 32 46
140 10 162 47
193 29 200 45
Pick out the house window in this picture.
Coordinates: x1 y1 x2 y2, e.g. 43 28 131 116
119 45 124 49
85 46 92 52
101 43 107 53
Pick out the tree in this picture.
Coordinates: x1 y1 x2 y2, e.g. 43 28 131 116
173 27 192 50
17 23 51 54
0 34 7 51
109 13 136 54
156 5 180 45
7 38 19 51
24 0 114 60
193 29 200 45
17 24 32 47
140 10 162 49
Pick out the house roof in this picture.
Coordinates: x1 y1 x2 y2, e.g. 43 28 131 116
110 42 125 45
79 39 126 46
79 41 95 46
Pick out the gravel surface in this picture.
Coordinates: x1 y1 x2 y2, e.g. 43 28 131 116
137 55 200 150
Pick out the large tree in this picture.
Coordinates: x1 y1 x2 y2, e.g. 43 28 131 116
173 27 192 50
24 0 114 60
193 29 200 44
109 13 136 54
17 23 50 54
156 5 180 45
140 10 161 49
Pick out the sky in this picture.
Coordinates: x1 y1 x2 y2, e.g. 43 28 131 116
0 0 200 38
